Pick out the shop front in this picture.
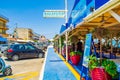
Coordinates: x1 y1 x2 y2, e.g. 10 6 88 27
54 0 120 80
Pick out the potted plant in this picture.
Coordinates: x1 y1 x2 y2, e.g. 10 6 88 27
101 59 119 79
70 51 82 65
88 55 119 80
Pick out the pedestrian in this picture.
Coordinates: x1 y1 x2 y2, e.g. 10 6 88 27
77 39 83 52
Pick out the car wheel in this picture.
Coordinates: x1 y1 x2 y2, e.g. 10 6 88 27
38 53 43 58
3 67 12 76
12 55 19 61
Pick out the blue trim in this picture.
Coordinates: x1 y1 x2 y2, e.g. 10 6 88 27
95 0 109 9
60 24 66 33
68 0 95 26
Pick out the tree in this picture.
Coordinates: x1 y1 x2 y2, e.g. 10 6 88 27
91 27 109 64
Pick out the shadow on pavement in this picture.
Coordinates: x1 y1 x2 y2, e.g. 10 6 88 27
49 60 65 62
4 57 43 62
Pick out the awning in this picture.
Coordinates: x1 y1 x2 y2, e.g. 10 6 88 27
59 0 111 37
60 21 72 33
69 0 109 27
0 37 7 42
60 24 67 34
69 0 120 39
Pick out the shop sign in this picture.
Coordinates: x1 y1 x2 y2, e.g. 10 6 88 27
43 10 66 18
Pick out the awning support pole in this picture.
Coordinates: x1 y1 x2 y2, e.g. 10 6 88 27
109 10 120 23
64 0 68 62
65 31 68 61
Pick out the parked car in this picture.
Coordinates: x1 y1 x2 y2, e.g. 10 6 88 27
27 42 48 52
6 43 44 61
0 44 9 53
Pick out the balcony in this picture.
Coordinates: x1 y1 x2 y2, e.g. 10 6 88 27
0 24 9 30
0 34 9 38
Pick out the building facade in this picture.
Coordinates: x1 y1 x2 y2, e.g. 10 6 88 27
0 15 9 38
39 35 47 42
14 28 33 41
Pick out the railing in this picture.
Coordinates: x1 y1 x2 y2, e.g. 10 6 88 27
0 23 9 29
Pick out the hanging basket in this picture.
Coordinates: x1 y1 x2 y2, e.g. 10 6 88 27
90 67 112 80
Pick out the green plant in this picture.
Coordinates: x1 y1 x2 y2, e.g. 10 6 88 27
88 55 100 70
88 55 119 79
102 59 119 79
70 51 82 56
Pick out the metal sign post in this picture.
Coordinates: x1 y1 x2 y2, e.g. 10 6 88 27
43 0 68 61
65 0 68 62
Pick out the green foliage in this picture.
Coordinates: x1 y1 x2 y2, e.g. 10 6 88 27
53 34 59 39
88 55 119 79
70 51 82 56
88 55 100 70
61 36 65 47
102 59 119 79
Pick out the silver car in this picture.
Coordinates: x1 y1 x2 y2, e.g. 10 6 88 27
0 44 9 53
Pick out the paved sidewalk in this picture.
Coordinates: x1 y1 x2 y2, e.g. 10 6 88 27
40 46 76 80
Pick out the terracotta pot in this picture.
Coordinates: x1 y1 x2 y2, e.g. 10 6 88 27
91 67 112 80
70 55 80 65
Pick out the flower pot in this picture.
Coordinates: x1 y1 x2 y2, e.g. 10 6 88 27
90 67 112 80
62 45 71 60
70 55 80 65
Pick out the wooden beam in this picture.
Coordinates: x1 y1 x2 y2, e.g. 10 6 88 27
103 22 119 28
69 30 79 39
68 28 88 38
109 10 120 23
82 22 101 26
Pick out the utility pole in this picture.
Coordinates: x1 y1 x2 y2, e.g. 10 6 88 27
14 23 18 42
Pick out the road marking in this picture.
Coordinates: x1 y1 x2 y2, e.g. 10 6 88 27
39 46 49 80
0 71 39 80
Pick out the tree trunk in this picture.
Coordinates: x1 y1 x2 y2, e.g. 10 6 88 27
110 34 113 54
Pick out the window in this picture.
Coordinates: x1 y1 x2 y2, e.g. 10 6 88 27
25 44 35 50
13 45 19 50
19 45 25 50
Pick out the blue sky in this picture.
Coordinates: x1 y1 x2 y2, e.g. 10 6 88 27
0 0 75 39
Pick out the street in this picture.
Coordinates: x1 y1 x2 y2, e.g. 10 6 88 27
0 56 44 80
